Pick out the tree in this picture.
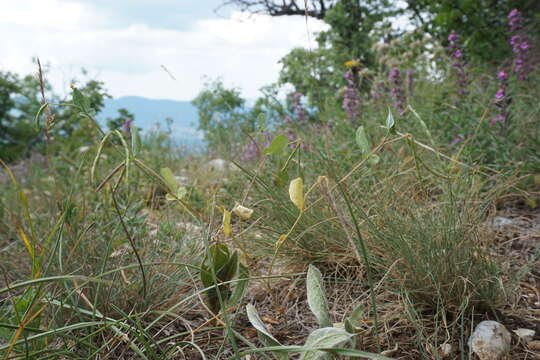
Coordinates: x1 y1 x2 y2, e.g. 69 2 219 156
0 72 43 161
0 66 113 161
107 108 135 132
222 0 395 114
192 78 251 152
405 0 540 62
218 0 338 19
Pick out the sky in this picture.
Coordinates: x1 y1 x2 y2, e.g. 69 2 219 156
0 0 328 101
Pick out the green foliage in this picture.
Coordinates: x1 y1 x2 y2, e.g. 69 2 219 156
245 264 391 359
107 108 135 131
406 0 540 62
277 0 395 109
0 71 41 161
192 78 252 152
200 243 242 314
0 67 112 162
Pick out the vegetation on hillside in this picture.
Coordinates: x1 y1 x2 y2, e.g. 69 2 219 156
0 2 539 359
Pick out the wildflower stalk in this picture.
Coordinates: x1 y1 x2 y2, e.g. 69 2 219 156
490 70 511 132
389 67 406 116
508 9 530 81
447 31 468 95
343 70 360 122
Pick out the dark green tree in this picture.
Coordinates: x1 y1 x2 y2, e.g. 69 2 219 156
107 108 135 131
192 78 251 152
405 0 540 62
0 67 112 161
0 72 43 161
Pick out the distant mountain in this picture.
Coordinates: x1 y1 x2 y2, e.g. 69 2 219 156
98 96 202 143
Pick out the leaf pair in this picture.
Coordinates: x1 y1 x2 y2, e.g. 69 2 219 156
160 167 187 201
200 244 241 314
246 265 366 360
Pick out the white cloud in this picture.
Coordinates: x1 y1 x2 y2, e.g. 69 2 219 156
0 1 328 100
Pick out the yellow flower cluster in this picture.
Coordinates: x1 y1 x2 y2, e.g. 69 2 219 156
344 59 361 68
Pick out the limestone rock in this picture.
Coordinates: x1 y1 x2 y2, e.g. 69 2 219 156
468 321 511 360
513 328 535 343
204 158 238 172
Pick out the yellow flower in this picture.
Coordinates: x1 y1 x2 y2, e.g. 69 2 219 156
344 59 361 68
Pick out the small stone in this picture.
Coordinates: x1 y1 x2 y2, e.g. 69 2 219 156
528 340 540 351
492 216 513 227
205 158 238 172
439 343 453 358
513 328 535 343
468 321 511 360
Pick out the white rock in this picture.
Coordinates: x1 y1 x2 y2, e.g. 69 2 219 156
174 175 190 186
439 343 453 358
513 328 535 343
205 158 238 172
468 321 511 360
492 216 513 227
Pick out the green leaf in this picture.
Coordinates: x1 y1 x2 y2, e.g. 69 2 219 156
246 304 283 348
72 87 91 112
347 303 365 324
306 265 331 328
217 250 238 282
34 102 49 130
165 187 187 201
229 263 249 306
160 167 177 193
355 126 370 154
367 154 380 166
263 134 288 155
386 107 395 130
300 327 355 360
131 127 141 155
274 169 289 188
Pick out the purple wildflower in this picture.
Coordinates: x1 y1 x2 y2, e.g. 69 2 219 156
447 30 468 95
121 118 133 136
491 70 511 129
450 134 464 146
292 92 306 123
508 9 530 80
342 70 360 121
389 67 406 116
497 71 508 80
242 142 258 161
242 131 272 161
489 115 505 125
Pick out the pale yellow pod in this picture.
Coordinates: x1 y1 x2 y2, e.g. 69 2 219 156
232 204 254 220
222 209 232 237
289 177 304 211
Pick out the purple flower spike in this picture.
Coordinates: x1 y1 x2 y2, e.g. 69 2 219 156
497 71 508 80
491 69 511 129
291 92 306 124
121 119 133 135
342 70 360 121
489 115 505 125
507 9 530 80
447 30 468 96
389 67 406 116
